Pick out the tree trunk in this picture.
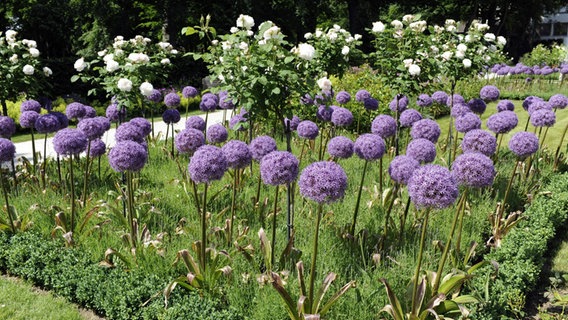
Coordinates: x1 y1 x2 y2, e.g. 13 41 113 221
1 100 7 117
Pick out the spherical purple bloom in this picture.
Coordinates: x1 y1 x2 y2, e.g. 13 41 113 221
432 91 448 105
299 161 348 204
508 131 539 159
527 101 552 116
20 99 41 113
218 91 235 109
363 97 379 111
162 109 181 124
0 138 16 162
408 164 459 209
65 102 86 120
200 93 219 112
450 103 471 118
89 139 106 158
229 115 247 131
35 114 60 134
479 85 500 102
530 109 556 127
486 111 518 134
461 129 497 156
416 94 433 107
327 136 354 159
146 89 162 103
389 95 409 113
284 115 301 131
336 91 351 104
467 98 487 115
522 96 543 111
354 134 386 161
78 117 108 140
188 145 227 183
182 86 199 98
222 140 252 169
455 113 482 133
249 135 278 161
19 111 40 129
446 94 465 106
52 112 69 130
399 109 422 128
371 115 396 138
260 151 299 186
297 120 319 140
410 119 441 143
355 89 371 102
331 107 354 127
549 94 568 109
53 128 88 156
406 138 437 163
105 103 124 123
185 116 206 131
206 124 228 144
316 105 333 122
175 128 205 154
497 100 515 112
0 116 16 138
164 92 181 107
451 153 495 188
108 140 148 172
115 122 145 143
81 106 97 119
129 117 150 136
388 155 420 185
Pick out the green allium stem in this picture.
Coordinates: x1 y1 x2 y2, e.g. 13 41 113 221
308 203 323 312
411 208 431 314
1 169 15 233
351 160 368 235
271 185 279 266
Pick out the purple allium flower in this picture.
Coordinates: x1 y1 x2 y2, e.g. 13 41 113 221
327 136 354 159
175 128 205 154
35 114 60 134
355 89 371 102
406 138 437 163
206 123 228 144
146 89 162 103
549 94 568 109
105 103 124 123
164 92 181 107
188 145 227 183
451 153 495 188
530 109 556 127
450 103 472 118
399 109 422 128
461 129 497 156
182 86 199 98
249 135 278 161
455 113 481 133
297 120 319 140
222 140 252 169
89 139 106 158
52 112 69 130
446 94 465 106
260 151 299 186
314 92 332 105
65 102 86 120
371 115 396 138
416 94 433 107
53 128 88 156
522 96 544 111
78 117 109 140
81 106 96 119
20 99 41 113
486 111 518 134
299 161 348 204
19 111 40 129
108 140 148 172
284 115 301 131
479 85 500 102
331 107 354 127
115 122 145 143
408 164 459 209
129 117 150 136
300 93 314 105
527 101 552 116
218 91 235 109
432 91 448 105
508 131 539 159
467 98 487 115
316 105 333 122
336 91 351 104
354 133 386 161
388 155 420 185
389 95 409 113
162 109 181 124
229 115 247 131
496 100 515 112
410 119 441 143
200 93 218 112
185 116 206 131
0 138 16 162
0 116 16 138
363 97 379 111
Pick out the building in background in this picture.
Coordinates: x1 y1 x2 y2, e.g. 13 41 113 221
539 7 568 46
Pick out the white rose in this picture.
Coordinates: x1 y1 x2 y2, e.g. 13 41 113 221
484 33 496 42
24 40 37 48
341 46 350 55
9 54 18 63
211 40 219 46
236 14 255 30
117 78 132 92
402 14 414 23
222 41 232 50
230 27 239 34
317 77 332 91
327 31 338 42
315 29 323 38
105 60 119 72
139 81 154 96
43 66 53 77
114 49 124 56
74 57 87 72
263 26 280 40
161 58 170 65
403 59 413 68
354 34 362 40
297 43 315 60
409 21 427 33
29 48 40 57
462 58 472 68
304 32 313 39
457 43 467 52
239 41 249 53
170 49 178 55
5 30 17 42
408 64 421 76
441 51 453 61
446 25 457 32
158 42 171 50
391 20 403 30
434 25 444 34
97 50 107 57
114 35 124 42
430 45 439 54
465 35 473 43
372 21 385 33
497 36 507 46
247 30 254 37
445 19 456 26
23 64 34 75
333 24 341 30
345 36 354 43
455 50 465 59
103 54 114 62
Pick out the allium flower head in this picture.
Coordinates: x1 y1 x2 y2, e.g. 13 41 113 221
20 111 40 129
206 124 229 144
530 109 556 127
406 138 437 163
188 145 228 183
497 100 515 112
299 161 348 204
389 95 409 113
467 98 487 114
354 134 386 161
331 107 354 127
115 122 145 143
371 115 397 138
355 89 371 102
447 94 465 106
0 116 16 138
479 85 500 102
78 117 110 140
416 94 433 107
410 119 441 143
105 103 125 123
222 140 252 169
316 105 334 122
549 94 568 109
129 117 151 136
108 140 148 172
486 111 518 134
20 99 41 113
363 97 379 111
185 116 206 131
229 114 247 131
89 139 106 158
335 91 351 104
400 109 422 127
284 116 301 131
182 86 199 98
408 164 459 209
522 96 544 111
0 138 16 162
35 114 60 134
175 128 205 154
146 89 162 103
327 136 354 159
260 151 299 186
508 131 539 159
450 103 472 118
388 155 420 185
249 135 278 161
461 129 497 156
81 106 97 120
297 120 319 140
65 102 86 120
162 109 181 124
53 128 88 156
527 101 552 116
451 153 495 188
164 92 181 107
218 91 235 109
455 113 482 133
199 94 218 112
432 91 448 105
53 112 69 130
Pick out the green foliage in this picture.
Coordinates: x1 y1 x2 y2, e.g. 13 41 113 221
520 43 568 67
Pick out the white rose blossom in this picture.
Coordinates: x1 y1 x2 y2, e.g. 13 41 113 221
441 51 453 61
304 32 313 39
9 54 18 64
263 26 280 40
230 27 239 34
408 64 421 76
29 48 40 57
23 64 34 75
117 78 133 92
462 58 472 68
455 50 465 59
161 58 170 65
5 30 17 42
402 15 415 23
403 59 413 68
74 57 87 72
391 20 403 30
315 29 323 38
484 33 496 42
239 41 249 53
457 43 467 52
43 67 53 77
354 34 362 40
139 81 154 96
236 14 255 30
372 21 385 33
105 60 119 72
341 46 350 55
297 43 315 60
497 36 507 46
317 77 332 92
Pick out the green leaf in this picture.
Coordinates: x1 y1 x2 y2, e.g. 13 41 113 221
182 27 198 36
380 278 405 320
271 87 281 95
284 56 294 64
70 75 80 83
